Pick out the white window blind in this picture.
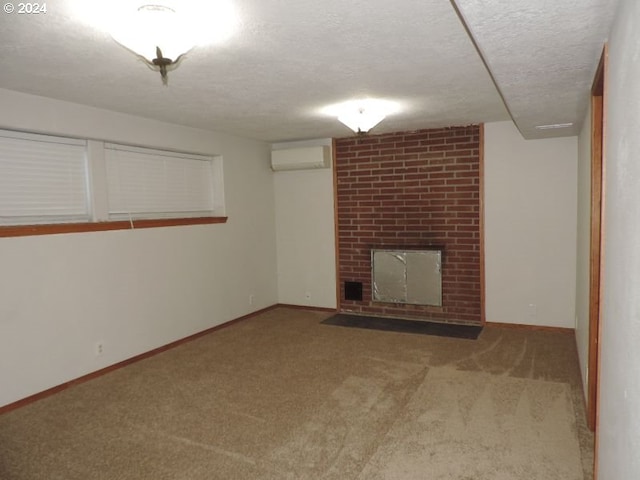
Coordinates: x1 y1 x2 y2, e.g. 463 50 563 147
104 144 216 220
0 130 90 225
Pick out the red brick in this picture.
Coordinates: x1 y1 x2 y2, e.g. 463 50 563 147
335 125 481 324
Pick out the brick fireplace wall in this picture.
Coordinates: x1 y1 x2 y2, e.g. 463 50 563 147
335 125 482 324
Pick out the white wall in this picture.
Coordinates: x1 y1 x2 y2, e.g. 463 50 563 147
484 121 578 328
0 88 278 408
597 0 640 477
273 139 337 309
575 104 592 398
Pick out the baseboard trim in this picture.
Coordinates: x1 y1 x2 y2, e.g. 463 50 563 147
277 303 338 313
485 321 574 335
0 305 278 415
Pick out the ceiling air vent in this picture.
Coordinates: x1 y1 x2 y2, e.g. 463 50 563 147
534 122 574 130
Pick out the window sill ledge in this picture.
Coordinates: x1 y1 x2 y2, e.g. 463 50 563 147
0 217 228 238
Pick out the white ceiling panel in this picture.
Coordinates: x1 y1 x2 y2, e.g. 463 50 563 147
454 0 618 139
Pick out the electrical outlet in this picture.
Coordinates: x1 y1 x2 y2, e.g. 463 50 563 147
95 342 104 356
305 292 311 302
249 294 254 306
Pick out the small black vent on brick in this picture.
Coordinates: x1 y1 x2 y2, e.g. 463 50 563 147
344 281 363 301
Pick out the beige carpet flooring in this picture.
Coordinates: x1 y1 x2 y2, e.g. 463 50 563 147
0 307 593 479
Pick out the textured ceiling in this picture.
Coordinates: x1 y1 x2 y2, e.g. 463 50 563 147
455 0 619 139
0 0 617 142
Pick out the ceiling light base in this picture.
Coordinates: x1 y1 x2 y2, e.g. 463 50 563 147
149 46 181 85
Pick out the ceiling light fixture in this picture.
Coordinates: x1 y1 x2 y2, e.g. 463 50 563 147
72 0 239 85
338 107 386 135
322 99 400 135
110 4 192 84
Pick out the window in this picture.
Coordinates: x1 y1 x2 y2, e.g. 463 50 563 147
104 144 222 220
0 130 226 236
0 130 90 226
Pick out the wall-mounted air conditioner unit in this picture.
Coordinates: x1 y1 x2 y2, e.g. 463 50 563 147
271 145 331 171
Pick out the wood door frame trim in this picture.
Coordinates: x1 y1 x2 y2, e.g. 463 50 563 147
588 63 604 431
589 43 607 480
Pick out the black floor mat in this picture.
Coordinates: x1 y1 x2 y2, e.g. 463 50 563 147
322 313 483 339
